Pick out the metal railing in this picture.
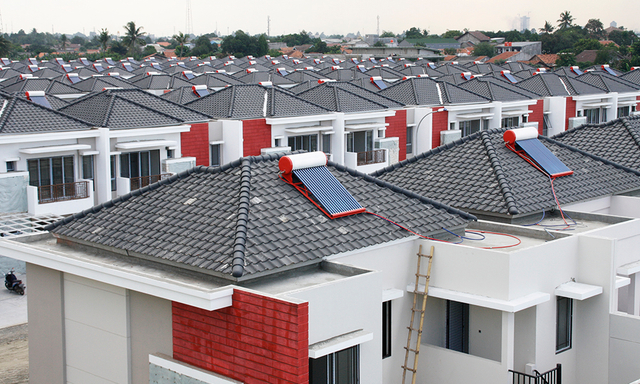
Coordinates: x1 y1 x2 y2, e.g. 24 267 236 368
510 364 561 384
356 149 386 166
37 181 89 204
129 173 171 190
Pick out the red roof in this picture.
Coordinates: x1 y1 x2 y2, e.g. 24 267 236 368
486 51 519 63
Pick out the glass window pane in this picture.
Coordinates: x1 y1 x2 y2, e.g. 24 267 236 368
211 144 221 166
322 134 331 155
28 159 39 186
82 156 94 180
110 155 116 191
52 157 63 185
310 135 318 152
141 151 150 177
63 156 74 184
150 150 160 175
335 346 358 384
120 154 130 178
309 355 328 384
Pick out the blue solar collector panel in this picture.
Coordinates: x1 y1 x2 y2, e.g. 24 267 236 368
515 139 573 177
292 166 364 217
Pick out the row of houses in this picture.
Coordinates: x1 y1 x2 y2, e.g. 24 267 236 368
1 55 639 218
1 55 640 384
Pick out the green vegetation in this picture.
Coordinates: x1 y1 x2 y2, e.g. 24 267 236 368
220 30 268 58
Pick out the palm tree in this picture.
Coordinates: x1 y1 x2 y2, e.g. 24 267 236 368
122 21 146 56
60 34 67 51
557 11 574 30
539 21 555 34
173 31 189 57
98 29 110 57
0 36 11 57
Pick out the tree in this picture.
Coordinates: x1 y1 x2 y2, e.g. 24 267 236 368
98 29 110 56
142 45 157 57
405 27 427 39
539 21 555 34
595 44 618 65
373 40 386 47
221 30 261 58
573 38 602 54
609 30 637 47
190 35 218 57
122 21 146 56
109 41 128 56
441 30 463 39
473 42 494 57
556 51 576 67
256 34 268 57
557 11 575 30
380 31 395 38
173 31 189 57
0 36 13 57
584 19 604 39
444 48 457 55
70 35 85 45
60 34 67 51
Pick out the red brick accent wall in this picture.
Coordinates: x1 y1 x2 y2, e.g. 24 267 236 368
172 290 309 384
181 123 210 166
243 119 272 156
529 99 545 135
431 110 449 148
385 109 407 161
637 95 640 112
565 98 577 131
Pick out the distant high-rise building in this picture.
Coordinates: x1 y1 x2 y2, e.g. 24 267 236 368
610 21 617 28
520 15 530 33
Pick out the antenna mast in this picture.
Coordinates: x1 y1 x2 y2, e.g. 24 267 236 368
377 15 380 36
185 0 193 36
267 16 270 37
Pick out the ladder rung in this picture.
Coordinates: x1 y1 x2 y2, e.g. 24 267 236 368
415 273 430 278
404 346 419 353
401 366 417 372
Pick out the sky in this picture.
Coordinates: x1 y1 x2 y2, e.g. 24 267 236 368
2 0 639 38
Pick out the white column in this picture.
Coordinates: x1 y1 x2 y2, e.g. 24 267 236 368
491 101 503 129
632 274 640 316
333 112 345 166
502 311 515 377
95 128 112 204
414 107 433 154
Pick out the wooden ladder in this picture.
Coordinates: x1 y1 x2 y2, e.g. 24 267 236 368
401 245 434 384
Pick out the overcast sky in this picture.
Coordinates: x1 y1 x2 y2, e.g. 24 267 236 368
2 0 639 38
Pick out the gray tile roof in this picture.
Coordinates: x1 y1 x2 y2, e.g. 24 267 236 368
0 78 83 95
58 89 211 128
0 95 94 135
160 86 202 104
379 77 489 106
185 84 330 119
296 83 392 113
620 69 640 85
372 128 640 218
515 73 603 97
457 77 540 101
192 72 246 87
72 76 138 92
46 152 475 282
575 72 640 92
552 115 640 172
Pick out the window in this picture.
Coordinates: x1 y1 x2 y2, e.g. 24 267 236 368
556 297 573 353
460 120 481 137
82 155 94 190
120 150 160 178
406 127 413 155
27 156 74 187
501 116 519 128
6 161 16 172
322 134 332 155
585 108 600 124
289 134 318 152
346 130 374 153
274 138 282 147
618 106 630 118
309 345 360 384
210 144 221 167
449 122 456 131
110 155 116 191
446 300 469 353
167 148 174 159
382 301 392 359
543 114 552 137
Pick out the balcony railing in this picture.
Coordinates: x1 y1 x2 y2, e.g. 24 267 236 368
356 149 386 166
509 364 561 384
129 173 171 190
37 181 90 204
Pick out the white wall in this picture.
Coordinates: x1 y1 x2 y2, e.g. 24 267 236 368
609 312 640 384
64 273 131 384
284 267 383 384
